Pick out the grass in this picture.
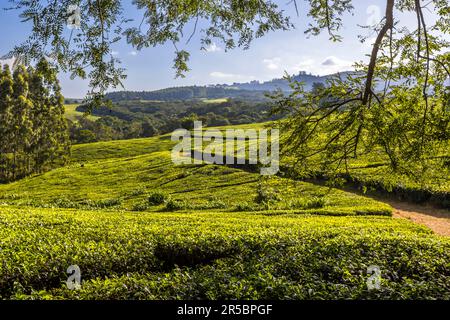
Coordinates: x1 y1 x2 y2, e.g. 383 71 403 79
64 104 100 122
0 122 448 300
70 134 174 162
201 98 229 104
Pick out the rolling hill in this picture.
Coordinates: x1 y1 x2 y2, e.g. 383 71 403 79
0 123 448 300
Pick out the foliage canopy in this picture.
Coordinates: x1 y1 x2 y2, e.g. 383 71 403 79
270 0 449 179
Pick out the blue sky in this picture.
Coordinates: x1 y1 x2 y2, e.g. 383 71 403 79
0 0 421 98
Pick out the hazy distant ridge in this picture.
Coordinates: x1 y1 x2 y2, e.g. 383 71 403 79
105 71 352 102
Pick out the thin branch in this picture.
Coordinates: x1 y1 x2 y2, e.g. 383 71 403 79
186 11 199 44
325 0 332 36
363 0 394 105
416 0 430 150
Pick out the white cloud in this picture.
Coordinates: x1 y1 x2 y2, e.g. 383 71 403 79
319 56 353 73
205 43 222 53
259 54 353 77
209 71 255 82
263 57 282 71
129 51 138 56
280 56 353 76
111 50 119 56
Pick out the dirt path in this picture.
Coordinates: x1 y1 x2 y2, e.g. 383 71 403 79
307 181 450 236
333 182 450 237
365 196 450 237
388 200 450 237
316 181 450 237
329 183 450 237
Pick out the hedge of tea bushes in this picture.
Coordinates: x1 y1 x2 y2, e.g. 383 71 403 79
0 207 448 300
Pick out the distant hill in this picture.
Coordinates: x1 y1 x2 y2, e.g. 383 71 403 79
221 71 352 92
105 86 268 102
105 71 353 102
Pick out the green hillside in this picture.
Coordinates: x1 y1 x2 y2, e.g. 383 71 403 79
0 132 391 215
64 104 100 122
0 124 449 299
187 122 450 207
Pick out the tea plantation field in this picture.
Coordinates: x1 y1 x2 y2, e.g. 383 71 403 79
1 208 449 300
0 134 391 216
190 122 450 208
0 125 448 300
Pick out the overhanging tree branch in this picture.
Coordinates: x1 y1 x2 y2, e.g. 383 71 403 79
362 0 394 105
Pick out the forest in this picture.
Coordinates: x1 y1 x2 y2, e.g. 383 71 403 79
68 97 284 143
0 60 69 182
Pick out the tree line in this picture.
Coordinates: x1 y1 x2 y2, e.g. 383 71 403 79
105 87 267 102
0 60 70 182
69 99 283 144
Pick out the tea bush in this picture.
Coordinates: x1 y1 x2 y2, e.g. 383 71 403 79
164 199 187 211
0 207 447 300
148 191 168 206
